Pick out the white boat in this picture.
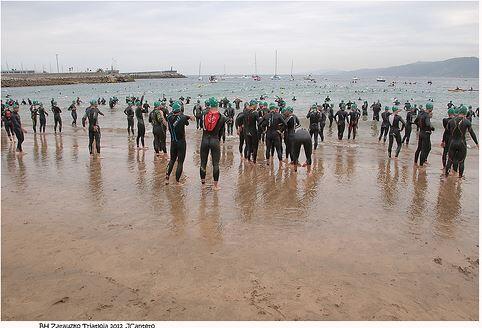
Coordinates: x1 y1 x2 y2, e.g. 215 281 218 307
209 75 218 83
353 76 359 81
197 62 202 81
242 75 249 79
303 74 316 82
289 59 295 81
271 50 281 80
253 53 261 81
376 77 386 82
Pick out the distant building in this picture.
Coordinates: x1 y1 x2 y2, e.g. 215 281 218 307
2 69 35 74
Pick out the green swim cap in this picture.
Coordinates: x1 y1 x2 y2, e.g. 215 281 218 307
384 106 389 111
458 105 467 115
311 104 317 109
135 101 141 106
269 102 278 110
425 102 433 110
391 106 399 112
33 100 38 105
90 99 97 105
172 101 182 113
249 99 258 106
286 106 294 113
207 97 218 108
281 107 289 114
448 108 455 115
352 104 357 109
153 101 161 108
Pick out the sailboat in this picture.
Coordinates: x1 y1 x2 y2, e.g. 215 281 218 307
221 64 226 80
289 59 294 81
271 50 280 80
252 53 261 81
197 62 202 81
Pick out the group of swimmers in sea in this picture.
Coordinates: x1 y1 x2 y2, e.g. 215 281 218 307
1 93 478 188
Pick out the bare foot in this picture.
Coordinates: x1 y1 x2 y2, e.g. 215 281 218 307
213 183 221 190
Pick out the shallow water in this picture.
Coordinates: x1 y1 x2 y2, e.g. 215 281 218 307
1 108 479 320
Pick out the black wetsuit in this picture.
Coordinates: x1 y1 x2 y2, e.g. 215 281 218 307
445 117 478 177
124 106 135 135
347 110 360 139
235 111 245 155
234 99 242 110
83 107 104 154
166 113 190 182
291 128 312 167
388 114 405 158
334 109 349 140
52 105 62 133
319 111 327 142
259 112 286 161
306 110 321 149
441 116 453 168
151 109 166 155
414 111 434 166
402 111 415 145
30 106 38 133
135 107 148 147
224 107 235 136
193 104 204 129
362 102 368 116
242 110 260 162
466 109 475 122
284 114 300 161
38 106 48 133
328 106 334 127
372 103 381 121
11 111 24 151
200 112 226 182
2 109 13 138
379 111 391 142
68 104 77 126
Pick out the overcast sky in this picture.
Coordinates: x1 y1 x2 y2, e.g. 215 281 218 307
1 1 479 74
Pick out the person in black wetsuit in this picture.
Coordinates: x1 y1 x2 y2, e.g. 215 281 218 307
150 101 168 157
362 100 368 116
200 97 226 190
51 101 62 133
235 108 246 157
445 105 479 178
291 128 312 173
318 104 327 142
135 94 148 149
38 102 48 133
466 105 475 122
347 104 361 139
378 106 391 142
306 104 321 149
282 106 300 163
402 106 416 145
414 102 435 167
372 101 382 121
30 101 39 133
387 106 405 158
328 103 335 128
2 104 14 141
334 105 349 140
259 102 286 164
11 102 27 153
242 99 260 163
165 101 193 184
441 107 456 169
234 98 242 110
257 101 269 143
193 100 204 130
82 100 104 156
67 100 78 127
223 103 235 136
124 102 135 135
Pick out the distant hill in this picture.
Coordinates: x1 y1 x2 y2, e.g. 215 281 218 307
314 57 478 78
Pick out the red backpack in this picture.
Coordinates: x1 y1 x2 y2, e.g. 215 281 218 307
204 111 220 132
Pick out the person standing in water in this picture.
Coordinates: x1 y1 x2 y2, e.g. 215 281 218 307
259 102 286 165
150 101 168 157
445 105 478 178
235 107 246 157
414 102 435 167
334 104 349 140
124 102 135 136
242 99 261 163
387 106 405 158
378 106 391 142
441 107 456 170
11 102 27 153
68 100 78 127
306 104 321 149
165 101 193 184
223 102 235 136
135 94 148 149
193 100 204 130
2 103 14 141
38 102 48 134
30 101 39 133
200 97 226 190
283 106 300 163
318 104 327 142
347 104 360 140
362 100 368 116
51 101 62 134
401 105 416 145
291 128 313 174
82 100 104 156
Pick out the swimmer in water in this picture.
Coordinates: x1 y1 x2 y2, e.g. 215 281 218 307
334 104 349 140
51 101 62 134
242 99 261 164
414 102 435 167
306 104 321 149
291 128 313 174
378 106 391 143
259 102 286 165
135 93 148 149
124 102 135 136
282 106 300 163
30 101 39 133
82 100 104 157
387 106 405 158
38 102 48 134
67 100 77 127
347 104 361 140
150 101 168 157
401 105 416 145
441 107 456 170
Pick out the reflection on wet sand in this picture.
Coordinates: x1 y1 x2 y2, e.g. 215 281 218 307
377 158 400 208
407 168 428 235
88 158 104 208
434 178 463 239
136 150 147 192
198 190 222 244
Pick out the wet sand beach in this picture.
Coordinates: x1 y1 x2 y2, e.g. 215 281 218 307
1 122 478 320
